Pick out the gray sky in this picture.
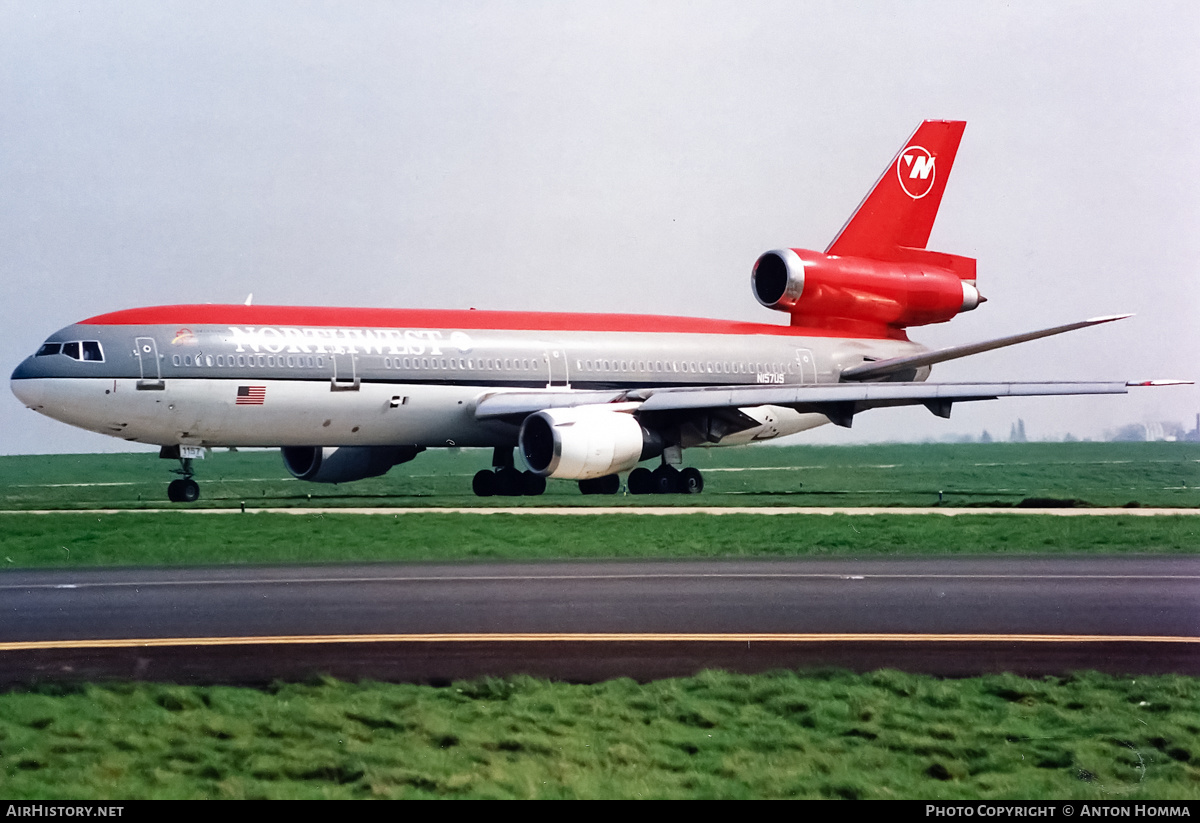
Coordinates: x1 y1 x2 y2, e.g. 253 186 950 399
2 0 1197 455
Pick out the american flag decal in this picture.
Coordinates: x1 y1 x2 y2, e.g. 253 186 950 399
236 386 266 405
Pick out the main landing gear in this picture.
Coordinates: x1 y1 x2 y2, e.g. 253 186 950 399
472 447 546 497
627 465 704 495
471 449 706 497
580 465 704 495
166 456 200 503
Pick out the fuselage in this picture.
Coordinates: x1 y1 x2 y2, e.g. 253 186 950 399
10 304 929 451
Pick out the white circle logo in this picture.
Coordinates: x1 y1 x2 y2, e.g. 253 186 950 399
896 145 936 200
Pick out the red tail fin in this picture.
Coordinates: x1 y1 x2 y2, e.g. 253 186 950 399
825 120 966 264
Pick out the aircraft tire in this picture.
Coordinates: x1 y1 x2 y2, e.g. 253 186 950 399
578 475 620 495
627 467 654 495
652 465 680 495
181 479 200 502
679 467 704 495
168 478 200 503
495 467 525 497
521 471 546 496
472 470 496 497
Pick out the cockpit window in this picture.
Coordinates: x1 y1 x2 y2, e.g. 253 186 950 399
52 341 105 362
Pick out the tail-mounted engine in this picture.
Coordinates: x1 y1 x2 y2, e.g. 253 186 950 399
752 248 982 333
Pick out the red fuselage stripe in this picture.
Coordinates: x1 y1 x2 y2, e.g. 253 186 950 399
78 305 908 341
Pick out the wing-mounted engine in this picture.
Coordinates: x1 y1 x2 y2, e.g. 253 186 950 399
752 248 982 334
281 445 423 484
519 406 664 480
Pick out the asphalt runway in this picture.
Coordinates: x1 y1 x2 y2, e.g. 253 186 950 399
2 556 1196 684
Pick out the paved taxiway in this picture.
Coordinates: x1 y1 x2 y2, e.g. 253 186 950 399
2 557 1196 684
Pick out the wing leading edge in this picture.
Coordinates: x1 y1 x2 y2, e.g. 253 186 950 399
474 312 1186 431
475 380 1141 428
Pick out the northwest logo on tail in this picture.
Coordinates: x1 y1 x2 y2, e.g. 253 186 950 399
896 145 935 199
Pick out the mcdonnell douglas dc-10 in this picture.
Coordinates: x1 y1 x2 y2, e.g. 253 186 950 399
10 121 1180 502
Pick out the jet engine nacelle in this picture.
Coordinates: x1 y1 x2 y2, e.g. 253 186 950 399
519 406 664 480
752 248 982 331
281 445 423 484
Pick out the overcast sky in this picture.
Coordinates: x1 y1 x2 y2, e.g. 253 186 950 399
2 1 1197 455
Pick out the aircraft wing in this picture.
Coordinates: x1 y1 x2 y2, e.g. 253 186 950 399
475 380 1158 428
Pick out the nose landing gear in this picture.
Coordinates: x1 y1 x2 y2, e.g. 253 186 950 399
165 453 200 503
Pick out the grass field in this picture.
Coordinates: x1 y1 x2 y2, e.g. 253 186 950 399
2 511 1199 569
2 671 1197 799
0 441 1197 510
1 443 1197 799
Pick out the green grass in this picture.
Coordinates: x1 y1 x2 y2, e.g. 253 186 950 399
2 671 1197 799
2 444 1196 800
1 511 1198 568
1 442 1197 510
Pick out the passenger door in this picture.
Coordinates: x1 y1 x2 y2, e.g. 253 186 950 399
134 337 164 390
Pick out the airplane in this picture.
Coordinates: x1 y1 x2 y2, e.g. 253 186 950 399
10 120 1182 502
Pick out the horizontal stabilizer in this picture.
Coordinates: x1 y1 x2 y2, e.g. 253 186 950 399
839 315 1133 381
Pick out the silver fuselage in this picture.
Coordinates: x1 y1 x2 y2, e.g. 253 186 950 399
11 307 930 450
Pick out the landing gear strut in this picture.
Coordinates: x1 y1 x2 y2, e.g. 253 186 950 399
167 457 200 503
472 447 546 497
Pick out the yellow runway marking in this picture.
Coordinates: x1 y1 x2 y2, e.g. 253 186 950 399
2 633 1197 652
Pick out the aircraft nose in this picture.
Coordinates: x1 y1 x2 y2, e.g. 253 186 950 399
10 359 44 408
